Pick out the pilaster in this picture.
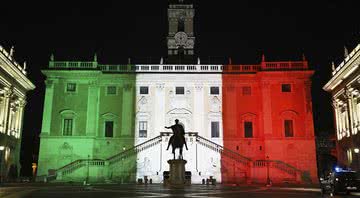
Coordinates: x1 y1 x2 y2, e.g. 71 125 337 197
121 83 134 136
261 82 273 136
3 87 12 135
41 79 55 135
86 81 99 136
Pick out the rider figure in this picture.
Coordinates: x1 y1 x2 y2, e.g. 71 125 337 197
165 119 188 151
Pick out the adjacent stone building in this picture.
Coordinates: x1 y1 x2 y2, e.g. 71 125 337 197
0 45 35 181
323 43 360 171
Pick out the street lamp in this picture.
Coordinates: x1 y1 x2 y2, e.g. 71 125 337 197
354 148 359 154
86 155 90 185
266 155 271 186
354 148 360 171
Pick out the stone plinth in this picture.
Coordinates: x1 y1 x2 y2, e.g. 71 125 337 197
167 159 187 185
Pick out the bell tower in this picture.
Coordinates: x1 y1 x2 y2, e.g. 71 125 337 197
167 0 195 61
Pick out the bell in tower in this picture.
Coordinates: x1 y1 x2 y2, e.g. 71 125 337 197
167 0 195 64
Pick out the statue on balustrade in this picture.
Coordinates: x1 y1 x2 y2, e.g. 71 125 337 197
165 119 188 159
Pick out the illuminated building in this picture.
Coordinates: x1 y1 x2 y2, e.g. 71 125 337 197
0 45 35 181
37 0 317 184
323 43 360 171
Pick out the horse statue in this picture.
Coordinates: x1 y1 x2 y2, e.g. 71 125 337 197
165 119 188 159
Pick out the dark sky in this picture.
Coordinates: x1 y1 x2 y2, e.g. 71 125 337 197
1 0 359 176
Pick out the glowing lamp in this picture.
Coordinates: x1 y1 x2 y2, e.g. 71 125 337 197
355 148 360 153
335 167 342 172
0 146 4 151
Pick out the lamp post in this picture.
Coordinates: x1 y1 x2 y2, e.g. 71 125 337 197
266 155 271 186
86 155 90 185
354 148 359 171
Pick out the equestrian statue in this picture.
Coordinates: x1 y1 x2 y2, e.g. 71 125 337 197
165 119 188 159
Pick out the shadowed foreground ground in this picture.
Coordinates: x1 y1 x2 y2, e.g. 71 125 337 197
0 183 359 198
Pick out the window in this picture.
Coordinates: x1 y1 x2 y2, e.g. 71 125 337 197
176 87 185 95
242 86 251 96
244 121 253 138
139 121 147 138
210 87 219 95
63 119 73 136
178 17 185 32
281 84 291 92
284 120 294 137
107 86 117 95
211 122 219 138
140 86 149 95
66 83 76 92
105 121 114 137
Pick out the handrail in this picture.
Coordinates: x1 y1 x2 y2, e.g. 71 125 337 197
195 135 251 166
107 135 162 165
253 160 302 176
56 135 163 176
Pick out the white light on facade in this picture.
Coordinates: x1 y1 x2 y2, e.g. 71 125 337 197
0 146 4 150
354 148 359 153
342 65 359 79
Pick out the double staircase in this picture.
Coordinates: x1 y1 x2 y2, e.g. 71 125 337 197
51 133 305 183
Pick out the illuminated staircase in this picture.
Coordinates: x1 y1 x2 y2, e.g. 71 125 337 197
56 135 162 178
50 133 305 183
195 135 303 181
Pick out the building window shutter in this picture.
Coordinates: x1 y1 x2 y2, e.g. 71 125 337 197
284 120 294 137
211 122 219 138
105 121 114 137
63 119 73 136
244 121 253 138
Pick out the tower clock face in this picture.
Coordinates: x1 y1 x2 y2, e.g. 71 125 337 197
175 32 188 46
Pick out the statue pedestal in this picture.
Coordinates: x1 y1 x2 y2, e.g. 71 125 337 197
167 159 187 186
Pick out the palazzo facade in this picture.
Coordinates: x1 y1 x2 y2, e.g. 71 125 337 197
37 0 317 184
0 45 35 181
324 43 360 171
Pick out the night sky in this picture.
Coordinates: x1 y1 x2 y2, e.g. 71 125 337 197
0 0 359 176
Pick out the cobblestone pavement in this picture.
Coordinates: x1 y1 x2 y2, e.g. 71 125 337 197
1 184 359 198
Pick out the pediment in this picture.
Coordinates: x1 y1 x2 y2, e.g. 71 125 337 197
101 112 119 119
167 108 192 115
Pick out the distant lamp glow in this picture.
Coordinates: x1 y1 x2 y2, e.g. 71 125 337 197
355 148 360 153
335 167 342 172
122 147 126 151
0 146 4 151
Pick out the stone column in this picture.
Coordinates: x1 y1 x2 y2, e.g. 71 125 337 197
345 88 355 135
2 87 12 135
7 105 15 136
350 88 359 134
41 80 55 136
332 99 341 140
16 99 26 139
0 96 4 133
